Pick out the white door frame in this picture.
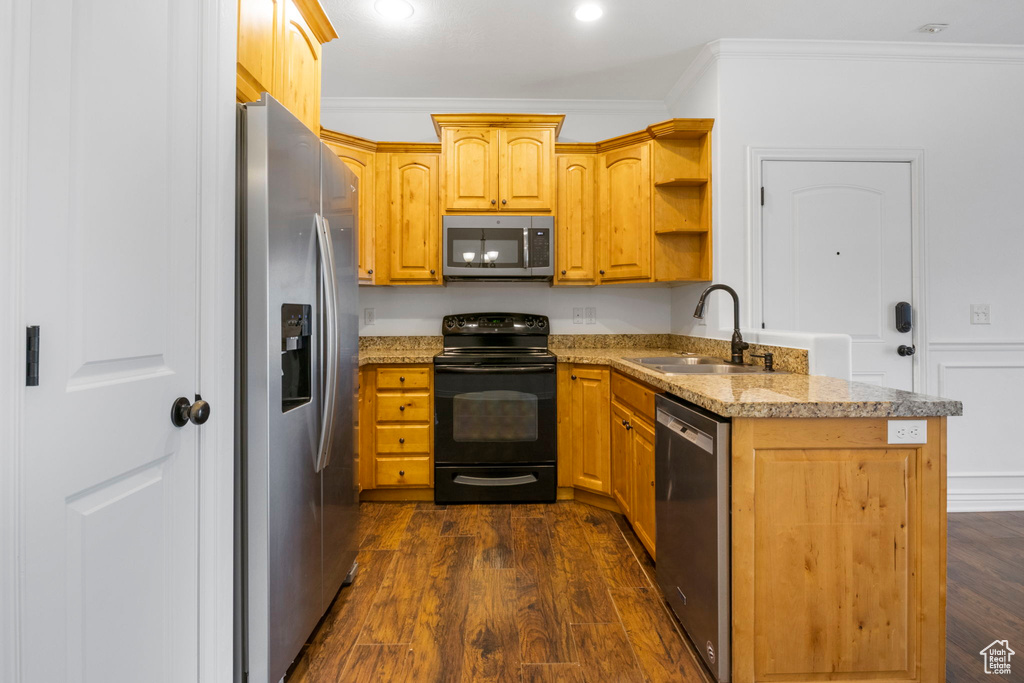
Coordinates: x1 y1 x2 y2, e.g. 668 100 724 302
0 0 237 680
748 147 928 392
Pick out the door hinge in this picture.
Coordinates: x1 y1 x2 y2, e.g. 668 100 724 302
760 186 765 206
26 326 39 386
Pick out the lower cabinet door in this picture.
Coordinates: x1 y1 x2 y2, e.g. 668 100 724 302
610 402 633 518
630 417 656 558
569 366 611 494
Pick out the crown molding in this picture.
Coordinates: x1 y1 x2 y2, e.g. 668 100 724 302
321 96 669 118
665 38 1024 109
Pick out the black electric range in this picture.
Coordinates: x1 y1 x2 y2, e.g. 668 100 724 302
433 313 557 504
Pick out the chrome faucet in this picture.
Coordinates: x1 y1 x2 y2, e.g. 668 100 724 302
693 284 750 364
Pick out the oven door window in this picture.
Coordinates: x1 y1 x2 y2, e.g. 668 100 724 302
453 390 537 442
446 228 525 269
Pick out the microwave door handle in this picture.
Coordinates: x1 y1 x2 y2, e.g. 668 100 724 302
523 226 529 269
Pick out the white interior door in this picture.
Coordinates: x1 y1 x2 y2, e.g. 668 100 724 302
762 160 915 390
20 0 205 680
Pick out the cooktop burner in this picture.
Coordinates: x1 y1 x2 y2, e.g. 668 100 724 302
435 312 553 365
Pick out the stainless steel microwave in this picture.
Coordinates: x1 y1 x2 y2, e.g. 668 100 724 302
442 215 554 281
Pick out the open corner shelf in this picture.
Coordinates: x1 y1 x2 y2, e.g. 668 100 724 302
653 177 709 188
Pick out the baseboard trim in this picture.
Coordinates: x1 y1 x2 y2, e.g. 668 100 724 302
572 488 622 514
948 473 1024 512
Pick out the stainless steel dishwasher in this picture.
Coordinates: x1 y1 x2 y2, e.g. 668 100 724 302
655 393 731 682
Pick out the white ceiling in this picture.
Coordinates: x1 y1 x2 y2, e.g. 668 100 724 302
320 0 1024 100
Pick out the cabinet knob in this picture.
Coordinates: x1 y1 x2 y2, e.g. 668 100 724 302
491 199 497 205
561 270 567 275
430 269 436 275
399 376 405 382
367 269 373 275
399 405 405 411
626 423 633 431
621 419 628 426
599 270 605 275
399 437 405 444
399 470 405 476
501 199 507 205
570 374 577 380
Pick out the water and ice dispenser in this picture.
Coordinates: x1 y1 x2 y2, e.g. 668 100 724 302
281 303 311 411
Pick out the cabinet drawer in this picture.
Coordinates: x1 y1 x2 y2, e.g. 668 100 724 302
376 393 430 422
375 424 431 454
375 457 431 487
376 366 430 390
611 371 659 419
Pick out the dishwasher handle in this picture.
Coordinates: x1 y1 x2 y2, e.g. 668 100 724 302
657 410 715 454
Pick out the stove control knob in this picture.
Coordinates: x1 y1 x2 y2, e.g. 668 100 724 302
537 318 547 328
526 318 534 327
445 318 455 329
457 318 466 327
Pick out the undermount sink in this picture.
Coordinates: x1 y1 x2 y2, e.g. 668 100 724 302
625 355 770 375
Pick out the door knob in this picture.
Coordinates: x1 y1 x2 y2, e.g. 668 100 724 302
171 395 211 427
897 344 916 357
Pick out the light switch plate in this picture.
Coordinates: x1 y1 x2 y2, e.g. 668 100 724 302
971 303 991 325
888 419 927 444
573 307 584 324
363 308 375 325
585 307 596 324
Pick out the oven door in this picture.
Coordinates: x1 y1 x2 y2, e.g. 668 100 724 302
434 364 556 465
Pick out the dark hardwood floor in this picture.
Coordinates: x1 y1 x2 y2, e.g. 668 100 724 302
947 511 1024 682
286 500 710 683
286 504 1024 682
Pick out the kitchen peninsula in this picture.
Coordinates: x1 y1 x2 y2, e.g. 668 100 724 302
358 334 961 683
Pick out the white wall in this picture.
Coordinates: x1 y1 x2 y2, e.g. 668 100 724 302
321 97 670 142
669 40 1024 511
359 283 672 336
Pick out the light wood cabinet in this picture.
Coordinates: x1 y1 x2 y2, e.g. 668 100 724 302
598 143 651 282
381 153 441 284
434 114 562 213
609 370 661 558
323 135 376 284
442 128 498 211
360 364 434 490
730 416 947 683
236 0 335 132
497 128 554 211
566 366 611 495
555 154 596 284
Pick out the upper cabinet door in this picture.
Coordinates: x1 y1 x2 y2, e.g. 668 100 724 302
498 128 553 212
237 0 279 102
275 0 321 133
599 143 651 282
329 144 375 284
443 128 498 211
555 154 596 283
388 153 441 283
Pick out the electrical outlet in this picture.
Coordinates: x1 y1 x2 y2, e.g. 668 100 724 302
971 303 991 325
573 307 584 324
363 308 375 325
585 307 596 324
888 419 927 444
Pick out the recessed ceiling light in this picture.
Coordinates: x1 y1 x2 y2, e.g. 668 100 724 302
917 23 949 34
574 3 603 22
374 0 414 20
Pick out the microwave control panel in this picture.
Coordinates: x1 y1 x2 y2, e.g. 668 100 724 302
529 229 551 268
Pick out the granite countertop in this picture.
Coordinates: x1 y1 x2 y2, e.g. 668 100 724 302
558 348 963 418
357 337 962 419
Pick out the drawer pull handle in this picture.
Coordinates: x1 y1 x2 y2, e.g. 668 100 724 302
399 437 405 444
453 474 538 487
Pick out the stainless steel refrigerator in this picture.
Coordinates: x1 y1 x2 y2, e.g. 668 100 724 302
235 93 359 683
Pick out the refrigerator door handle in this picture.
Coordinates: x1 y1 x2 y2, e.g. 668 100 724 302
315 213 338 472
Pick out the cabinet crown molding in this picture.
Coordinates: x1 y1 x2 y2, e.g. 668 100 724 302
430 113 566 139
291 0 338 44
